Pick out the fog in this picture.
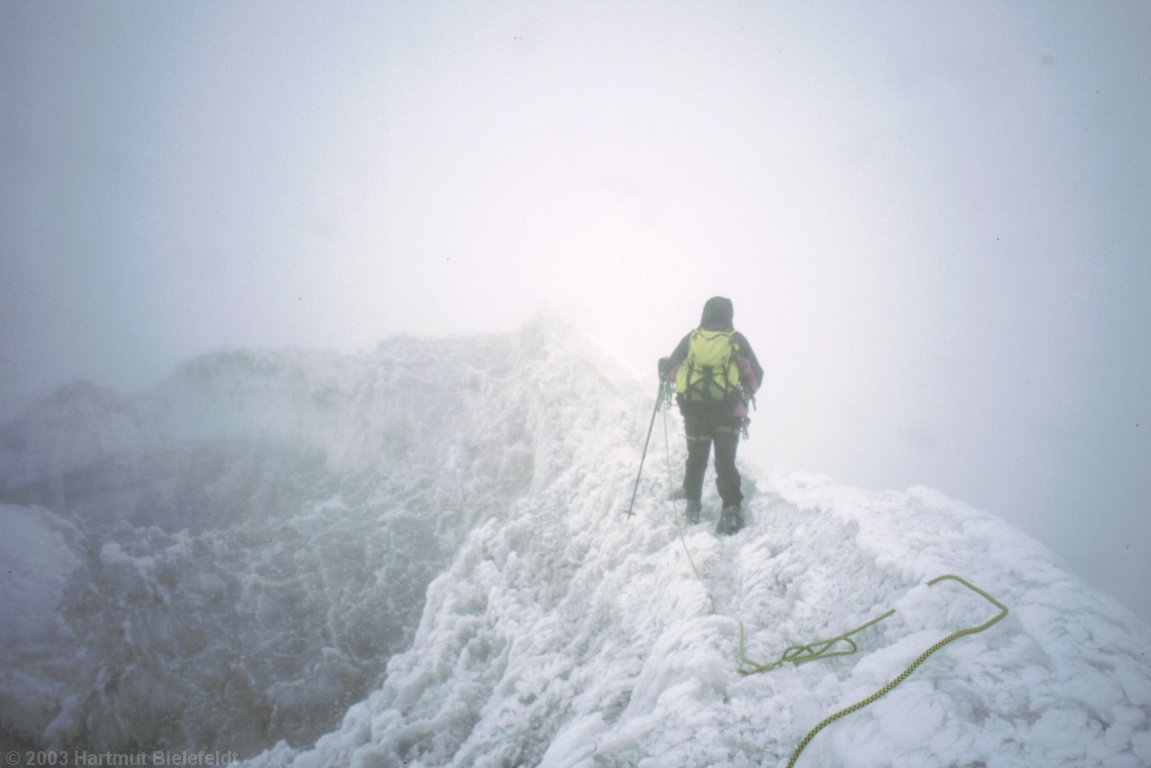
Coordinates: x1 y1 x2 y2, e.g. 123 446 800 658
2 1 1148 623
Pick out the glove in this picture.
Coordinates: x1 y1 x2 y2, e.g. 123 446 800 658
657 357 670 377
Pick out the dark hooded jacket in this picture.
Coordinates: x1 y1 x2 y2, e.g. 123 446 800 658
661 296 763 418
698 296 736 331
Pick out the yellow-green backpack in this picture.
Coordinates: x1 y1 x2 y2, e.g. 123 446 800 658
676 330 741 403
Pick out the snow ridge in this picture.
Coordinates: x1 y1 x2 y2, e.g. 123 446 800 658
0 319 609 754
242 467 1151 767
238 327 1150 768
3 319 1150 766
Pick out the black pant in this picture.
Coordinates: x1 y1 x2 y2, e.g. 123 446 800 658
682 410 742 509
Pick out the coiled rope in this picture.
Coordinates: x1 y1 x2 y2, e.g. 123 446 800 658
783 574 1009 768
738 609 896 675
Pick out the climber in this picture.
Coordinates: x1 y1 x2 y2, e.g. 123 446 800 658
658 296 763 534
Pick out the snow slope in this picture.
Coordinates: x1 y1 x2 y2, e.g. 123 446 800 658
2 319 1150 766
1 325 568 753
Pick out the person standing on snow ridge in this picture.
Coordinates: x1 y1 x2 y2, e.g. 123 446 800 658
658 296 763 535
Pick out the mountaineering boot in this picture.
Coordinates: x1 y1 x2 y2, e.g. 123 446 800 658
685 500 702 525
716 506 743 535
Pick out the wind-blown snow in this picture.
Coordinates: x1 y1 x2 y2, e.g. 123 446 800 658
2 318 1149 766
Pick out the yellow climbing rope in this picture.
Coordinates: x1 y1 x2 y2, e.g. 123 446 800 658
650 388 1009 768
738 609 896 675
784 574 1009 768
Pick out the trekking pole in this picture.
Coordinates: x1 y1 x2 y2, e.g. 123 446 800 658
626 380 668 518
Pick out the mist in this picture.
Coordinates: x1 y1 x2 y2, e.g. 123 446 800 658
2 1 1149 623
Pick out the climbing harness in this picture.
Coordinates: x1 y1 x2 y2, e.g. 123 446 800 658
781 575 1009 768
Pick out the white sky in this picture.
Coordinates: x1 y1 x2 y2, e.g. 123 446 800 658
2 1 1149 623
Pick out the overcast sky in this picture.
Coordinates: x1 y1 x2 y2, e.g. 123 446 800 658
2 1 1149 623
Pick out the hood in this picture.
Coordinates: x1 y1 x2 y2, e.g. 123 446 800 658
699 296 734 330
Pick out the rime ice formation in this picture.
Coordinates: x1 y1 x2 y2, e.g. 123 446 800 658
2 320 1149 766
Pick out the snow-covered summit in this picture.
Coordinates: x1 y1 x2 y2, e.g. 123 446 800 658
2 319 1149 766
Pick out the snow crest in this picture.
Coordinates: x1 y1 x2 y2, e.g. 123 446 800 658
3 319 1150 766
239 468 1151 767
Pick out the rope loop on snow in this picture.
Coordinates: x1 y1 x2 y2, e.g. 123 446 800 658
737 609 896 675
785 574 1009 768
